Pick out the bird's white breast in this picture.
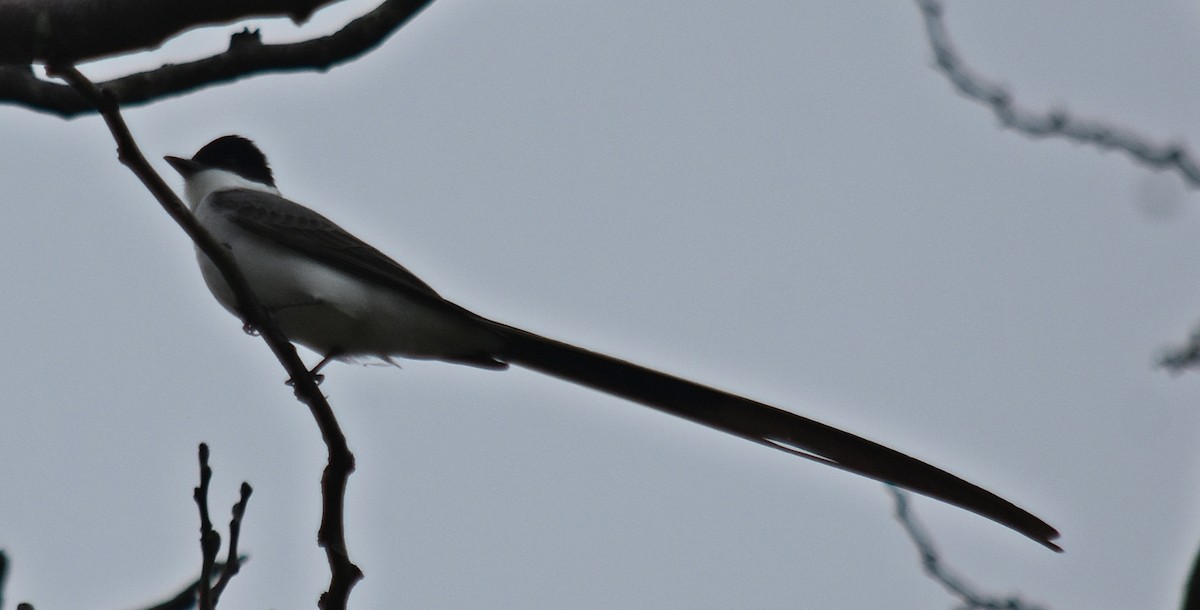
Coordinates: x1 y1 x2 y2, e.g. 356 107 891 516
188 181 502 362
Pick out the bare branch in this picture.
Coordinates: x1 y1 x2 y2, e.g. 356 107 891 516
2 0 435 118
0 554 35 610
53 66 363 608
0 0 339 64
915 0 1200 188
1182 537 1200 610
140 576 207 610
890 487 1048 610
190 445 252 609
1160 327 1200 371
136 558 251 610
193 444 221 610
0 550 8 610
916 0 1200 373
211 483 253 605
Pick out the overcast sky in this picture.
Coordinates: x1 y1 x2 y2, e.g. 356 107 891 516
5 1 1200 608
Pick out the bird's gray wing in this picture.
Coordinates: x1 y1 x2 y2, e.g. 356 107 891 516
208 188 444 301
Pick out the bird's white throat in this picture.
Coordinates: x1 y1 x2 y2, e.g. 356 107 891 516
183 168 280 209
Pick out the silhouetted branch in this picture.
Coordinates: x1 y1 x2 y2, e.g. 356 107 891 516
0 0 337 64
1182 539 1200 610
136 558 249 610
53 66 362 609
1160 328 1200 372
916 0 1200 373
1 551 36 610
2 0 435 117
193 444 221 610
141 580 202 610
211 482 253 603
890 487 1047 609
916 0 1200 187
0 550 8 610
191 445 253 610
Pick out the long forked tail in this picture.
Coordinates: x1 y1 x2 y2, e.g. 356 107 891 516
490 322 1061 551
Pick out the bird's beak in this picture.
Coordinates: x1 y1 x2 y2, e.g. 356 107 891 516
164 155 204 177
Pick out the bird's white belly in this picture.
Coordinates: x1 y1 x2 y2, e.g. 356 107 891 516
194 221 500 361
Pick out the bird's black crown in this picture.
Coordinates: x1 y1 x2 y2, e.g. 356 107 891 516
191 135 275 187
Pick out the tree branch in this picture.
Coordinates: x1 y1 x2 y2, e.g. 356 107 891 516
1 0 435 118
193 444 221 610
0 553 36 610
52 65 363 609
211 482 253 605
890 487 1048 610
0 549 8 610
1160 326 1200 371
915 0 1200 373
1182 537 1200 610
915 0 1200 187
191 445 252 609
133 558 249 610
0 0 340 64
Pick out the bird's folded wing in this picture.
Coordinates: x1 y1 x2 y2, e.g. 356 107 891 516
209 188 447 301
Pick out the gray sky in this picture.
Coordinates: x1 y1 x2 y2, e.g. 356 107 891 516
4 1 1200 608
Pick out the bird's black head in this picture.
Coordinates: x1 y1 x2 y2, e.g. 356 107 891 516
165 135 275 187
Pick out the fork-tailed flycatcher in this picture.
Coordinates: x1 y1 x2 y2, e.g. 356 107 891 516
165 135 1060 551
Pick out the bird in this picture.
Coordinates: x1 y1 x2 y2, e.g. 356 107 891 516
165 135 1060 551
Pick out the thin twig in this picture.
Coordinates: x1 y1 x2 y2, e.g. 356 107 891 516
916 0 1200 187
138 558 249 610
1181 540 1200 610
915 0 1200 373
890 487 1047 610
193 444 221 610
212 482 253 604
1160 327 1200 372
52 65 362 608
1 555 34 610
0 549 8 610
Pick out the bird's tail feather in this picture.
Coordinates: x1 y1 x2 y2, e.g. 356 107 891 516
489 321 1061 551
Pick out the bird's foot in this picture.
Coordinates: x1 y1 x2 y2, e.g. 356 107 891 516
285 371 325 387
284 351 341 387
